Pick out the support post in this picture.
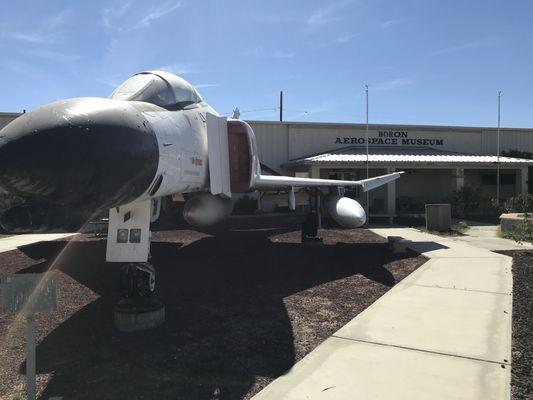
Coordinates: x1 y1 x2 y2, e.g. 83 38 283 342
454 168 465 192
310 165 320 179
26 315 36 400
496 91 502 204
386 168 396 224
279 91 283 122
519 167 528 195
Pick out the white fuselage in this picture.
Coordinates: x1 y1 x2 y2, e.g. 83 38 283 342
133 102 217 202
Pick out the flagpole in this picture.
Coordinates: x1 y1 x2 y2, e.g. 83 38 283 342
496 91 501 204
365 85 369 220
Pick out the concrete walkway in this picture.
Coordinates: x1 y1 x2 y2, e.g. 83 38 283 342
252 227 513 400
0 233 77 254
454 221 533 251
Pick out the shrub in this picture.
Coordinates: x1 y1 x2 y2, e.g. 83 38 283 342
501 194 533 213
506 213 533 244
450 186 484 219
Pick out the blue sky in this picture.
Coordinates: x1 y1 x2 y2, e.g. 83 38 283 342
1 0 532 127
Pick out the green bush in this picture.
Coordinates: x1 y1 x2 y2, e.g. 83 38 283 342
506 213 533 244
450 186 484 218
501 194 533 213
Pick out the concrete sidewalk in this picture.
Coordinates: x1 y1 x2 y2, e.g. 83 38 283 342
252 227 513 400
0 233 77 254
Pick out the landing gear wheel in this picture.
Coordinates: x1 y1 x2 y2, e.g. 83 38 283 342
115 262 165 332
120 262 156 299
301 191 323 244
301 210 323 244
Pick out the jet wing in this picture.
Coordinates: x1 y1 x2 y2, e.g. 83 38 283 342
255 171 403 192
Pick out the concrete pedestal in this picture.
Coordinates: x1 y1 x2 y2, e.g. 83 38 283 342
114 298 165 332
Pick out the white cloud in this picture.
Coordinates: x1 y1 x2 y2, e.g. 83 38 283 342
44 9 75 30
308 0 354 27
157 63 201 75
374 78 414 91
135 2 181 29
102 1 133 29
0 9 73 44
245 46 294 59
22 49 82 62
247 13 297 23
1 32 51 43
431 37 504 56
336 33 358 44
381 19 400 29
102 1 181 33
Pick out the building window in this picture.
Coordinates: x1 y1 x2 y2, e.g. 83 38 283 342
481 174 515 185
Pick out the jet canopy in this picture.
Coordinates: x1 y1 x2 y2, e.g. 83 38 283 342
109 71 203 109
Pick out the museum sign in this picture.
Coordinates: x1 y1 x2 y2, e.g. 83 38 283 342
334 130 445 146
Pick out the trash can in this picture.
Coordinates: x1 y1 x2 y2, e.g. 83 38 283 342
425 204 451 232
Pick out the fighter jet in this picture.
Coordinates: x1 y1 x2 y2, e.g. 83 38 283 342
0 70 402 299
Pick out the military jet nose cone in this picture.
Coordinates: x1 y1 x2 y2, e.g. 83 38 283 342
0 98 159 209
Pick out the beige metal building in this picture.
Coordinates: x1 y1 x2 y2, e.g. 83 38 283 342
248 120 533 218
2 112 533 218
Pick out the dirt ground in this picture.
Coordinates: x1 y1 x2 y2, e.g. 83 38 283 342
0 224 425 400
499 251 533 400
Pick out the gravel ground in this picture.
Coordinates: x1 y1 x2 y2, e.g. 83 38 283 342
0 225 425 400
499 250 533 400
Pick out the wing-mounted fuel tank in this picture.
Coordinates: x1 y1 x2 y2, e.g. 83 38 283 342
324 194 367 228
182 192 232 227
206 114 259 198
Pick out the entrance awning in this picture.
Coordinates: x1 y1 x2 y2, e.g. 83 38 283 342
282 146 533 168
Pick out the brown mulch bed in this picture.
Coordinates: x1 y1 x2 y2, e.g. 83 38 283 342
498 251 533 400
0 226 425 400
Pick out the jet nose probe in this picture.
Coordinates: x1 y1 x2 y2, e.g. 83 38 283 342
0 97 160 231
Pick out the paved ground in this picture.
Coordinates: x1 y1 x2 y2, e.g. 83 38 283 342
0 227 425 400
0 233 77 254
454 221 533 251
252 226 513 400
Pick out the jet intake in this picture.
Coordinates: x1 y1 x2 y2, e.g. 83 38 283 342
182 192 232 227
324 194 366 228
0 203 85 233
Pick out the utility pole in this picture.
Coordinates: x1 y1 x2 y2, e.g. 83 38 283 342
496 91 501 204
365 85 370 220
279 91 283 122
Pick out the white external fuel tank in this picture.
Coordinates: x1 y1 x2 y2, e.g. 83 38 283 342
324 194 367 228
183 192 233 227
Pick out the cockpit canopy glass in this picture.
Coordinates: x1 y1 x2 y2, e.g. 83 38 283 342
109 72 202 109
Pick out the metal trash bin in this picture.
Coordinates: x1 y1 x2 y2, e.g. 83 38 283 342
425 204 451 232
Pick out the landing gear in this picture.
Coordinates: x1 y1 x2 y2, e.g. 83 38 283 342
106 200 166 331
120 262 156 299
115 262 165 332
301 190 323 244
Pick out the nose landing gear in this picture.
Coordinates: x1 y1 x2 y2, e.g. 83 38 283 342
106 200 165 332
115 262 165 332
120 262 156 299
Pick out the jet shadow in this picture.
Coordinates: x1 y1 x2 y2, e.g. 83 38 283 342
14 228 408 400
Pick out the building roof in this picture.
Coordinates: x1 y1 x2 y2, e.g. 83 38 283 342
282 146 533 168
248 120 533 133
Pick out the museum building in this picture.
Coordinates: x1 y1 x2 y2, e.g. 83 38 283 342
2 112 533 219
248 120 533 218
